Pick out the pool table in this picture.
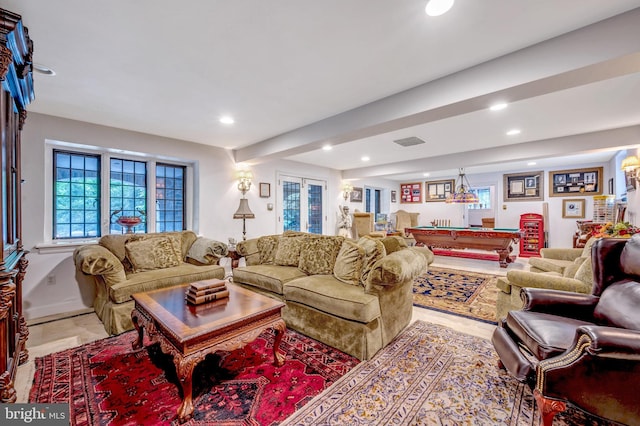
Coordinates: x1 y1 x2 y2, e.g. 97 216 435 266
407 226 521 268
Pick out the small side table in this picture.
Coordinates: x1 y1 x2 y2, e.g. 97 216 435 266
227 249 241 269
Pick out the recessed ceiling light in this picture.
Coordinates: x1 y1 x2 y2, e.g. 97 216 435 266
527 161 537 166
322 145 332 151
423 173 430 177
506 129 521 136
489 103 508 111
425 0 455 17
33 63 56 76
219 116 235 125
361 156 370 162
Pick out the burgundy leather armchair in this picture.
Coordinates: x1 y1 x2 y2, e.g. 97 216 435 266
492 234 640 426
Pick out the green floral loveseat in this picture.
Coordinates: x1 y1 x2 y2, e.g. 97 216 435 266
233 232 433 360
74 231 227 334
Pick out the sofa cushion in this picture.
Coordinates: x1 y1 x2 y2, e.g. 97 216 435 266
274 235 306 266
125 234 182 272
257 235 280 265
594 281 640 329
562 257 587 278
333 240 365 286
380 236 408 254
232 265 307 295
573 256 593 285
110 263 224 303
357 236 386 286
298 235 344 275
283 275 381 324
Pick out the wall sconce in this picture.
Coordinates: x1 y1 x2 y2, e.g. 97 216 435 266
621 155 640 183
342 182 354 201
237 170 253 195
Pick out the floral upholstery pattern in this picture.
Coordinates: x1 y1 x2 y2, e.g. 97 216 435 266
125 235 182 272
299 235 344 275
274 235 306 266
257 235 280 265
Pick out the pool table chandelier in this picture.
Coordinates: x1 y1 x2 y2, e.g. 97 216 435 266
446 168 479 204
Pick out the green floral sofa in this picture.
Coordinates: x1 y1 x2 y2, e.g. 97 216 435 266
73 231 227 334
233 232 433 360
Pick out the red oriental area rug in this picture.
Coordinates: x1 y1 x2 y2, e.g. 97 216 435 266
29 328 359 425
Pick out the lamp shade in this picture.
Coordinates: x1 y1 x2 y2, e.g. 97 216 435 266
233 198 255 219
621 155 640 172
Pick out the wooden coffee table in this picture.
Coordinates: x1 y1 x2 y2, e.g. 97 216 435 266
130 282 286 423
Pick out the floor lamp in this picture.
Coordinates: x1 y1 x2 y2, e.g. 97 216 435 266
234 170 255 240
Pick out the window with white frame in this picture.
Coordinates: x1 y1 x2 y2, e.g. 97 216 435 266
50 143 192 240
468 187 491 209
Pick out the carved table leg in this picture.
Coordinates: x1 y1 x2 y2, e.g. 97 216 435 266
497 250 509 268
534 390 566 426
176 356 196 423
131 310 144 350
272 320 287 367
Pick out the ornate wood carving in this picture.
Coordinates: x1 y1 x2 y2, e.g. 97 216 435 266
534 390 567 426
0 7 33 404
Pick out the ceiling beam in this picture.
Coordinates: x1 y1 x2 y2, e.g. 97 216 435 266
235 8 640 165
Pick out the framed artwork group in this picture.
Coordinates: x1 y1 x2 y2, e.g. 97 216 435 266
549 167 603 197
400 182 422 203
425 179 454 202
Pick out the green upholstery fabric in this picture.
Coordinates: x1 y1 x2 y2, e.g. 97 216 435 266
284 275 380 323
274 235 306 266
379 235 408 254
232 231 433 360
125 234 182 272
232 265 306 295
496 257 593 319
73 230 225 335
298 235 344 275
333 240 365 286
257 235 280 265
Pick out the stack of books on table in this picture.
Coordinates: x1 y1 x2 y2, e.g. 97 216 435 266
185 279 229 305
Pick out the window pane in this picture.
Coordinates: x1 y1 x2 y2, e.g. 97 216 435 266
53 150 101 239
110 158 147 234
155 163 185 232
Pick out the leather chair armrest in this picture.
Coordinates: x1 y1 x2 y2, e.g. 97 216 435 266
578 325 640 355
521 288 599 320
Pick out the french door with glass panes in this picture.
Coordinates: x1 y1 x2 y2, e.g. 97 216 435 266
278 175 326 234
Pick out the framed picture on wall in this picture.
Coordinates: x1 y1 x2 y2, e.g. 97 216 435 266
424 179 454 202
259 182 270 198
549 167 603 196
562 199 585 218
350 187 363 202
400 182 422 203
503 171 543 201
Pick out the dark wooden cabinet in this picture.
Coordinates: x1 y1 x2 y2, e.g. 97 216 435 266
0 8 33 402
519 213 544 258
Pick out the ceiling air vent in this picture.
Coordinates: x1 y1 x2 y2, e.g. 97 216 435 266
393 136 425 147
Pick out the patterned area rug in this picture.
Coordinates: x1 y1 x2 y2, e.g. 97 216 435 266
413 266 499 323
282 320 618 426
29 328 359 425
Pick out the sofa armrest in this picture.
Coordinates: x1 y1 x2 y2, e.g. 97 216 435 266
366 248 427 290
521 287 599 320
539 247 583 261
235 238 261 265
73 244 126 286
505 270 591 294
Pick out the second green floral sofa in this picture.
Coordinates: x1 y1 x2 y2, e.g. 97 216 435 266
233 231 433 360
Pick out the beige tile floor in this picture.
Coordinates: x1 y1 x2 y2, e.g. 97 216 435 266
15 253 529 403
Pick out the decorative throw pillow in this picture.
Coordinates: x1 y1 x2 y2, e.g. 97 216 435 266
563 257 587 278
274 235 306 266
257 235 280 265
573 256 593 285
357 236 386 286
333 240 365 285
125 235 182 272
380 235 408 254
298 235 344 275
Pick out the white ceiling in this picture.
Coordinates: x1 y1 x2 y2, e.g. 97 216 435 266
5 0 640 181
